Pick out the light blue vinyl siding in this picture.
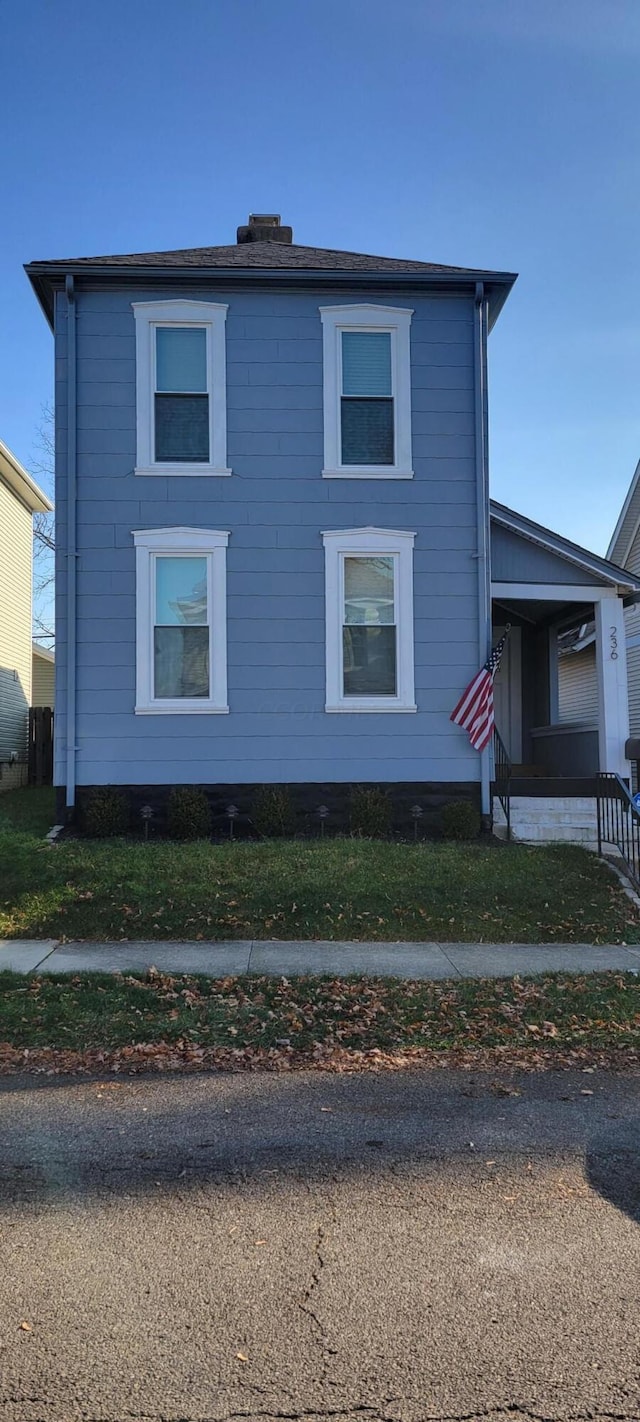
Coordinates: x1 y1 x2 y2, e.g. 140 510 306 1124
54 284 481 788
491 524 603 585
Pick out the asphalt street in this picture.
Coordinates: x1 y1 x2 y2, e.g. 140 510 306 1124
0 1067 638 1422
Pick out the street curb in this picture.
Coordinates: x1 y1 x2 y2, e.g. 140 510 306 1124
600 854 640 913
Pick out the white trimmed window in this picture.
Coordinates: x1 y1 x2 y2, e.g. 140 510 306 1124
320 305 413 479
132 300 230 476
133 527 229 714
322 528 416 712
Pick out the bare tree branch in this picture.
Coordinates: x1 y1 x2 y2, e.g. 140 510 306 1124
34 512 55 552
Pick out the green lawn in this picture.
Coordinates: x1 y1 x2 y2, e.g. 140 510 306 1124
0 787 637 944
0 786 56 837
0 969 637 1061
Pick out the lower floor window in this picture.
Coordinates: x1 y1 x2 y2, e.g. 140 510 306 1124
343 555 397 697
133 528 229 714
323 528 416 712
154 555 209 699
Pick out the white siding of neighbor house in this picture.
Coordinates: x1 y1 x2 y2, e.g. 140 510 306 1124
608 459 640 570
558 646 598 725
619 518 640 740
0 477 33 763
32 652 55 708
625 603 640 732
627 643 640 731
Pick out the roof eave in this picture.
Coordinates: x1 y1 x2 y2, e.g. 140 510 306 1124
0 438 52 513
25 261 517 331
606 456 640 565
490 500 640 594
26 271 55 329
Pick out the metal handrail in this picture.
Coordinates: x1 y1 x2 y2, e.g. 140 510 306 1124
596 772 640 890
493 727 512 842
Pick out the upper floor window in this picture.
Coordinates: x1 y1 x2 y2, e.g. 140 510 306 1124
320 305 413 480
133 301 230 477
133 527 229 713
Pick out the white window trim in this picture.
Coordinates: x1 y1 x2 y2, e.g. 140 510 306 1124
132 300 231 477
133 527 229 714
322 527 416 712
319 304 414 480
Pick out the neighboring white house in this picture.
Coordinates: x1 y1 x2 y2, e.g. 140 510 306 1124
558 456 640 779
0 438 53 791
32 642 55 708
558 624 598 725
607 458 640 756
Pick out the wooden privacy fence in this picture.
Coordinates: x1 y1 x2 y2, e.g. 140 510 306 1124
28 707 54 786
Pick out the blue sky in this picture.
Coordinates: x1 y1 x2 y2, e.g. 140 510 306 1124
1 0 639 553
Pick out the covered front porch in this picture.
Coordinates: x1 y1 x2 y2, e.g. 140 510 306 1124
489 503 640 840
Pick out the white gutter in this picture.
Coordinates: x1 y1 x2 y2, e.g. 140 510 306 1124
0 438 52 514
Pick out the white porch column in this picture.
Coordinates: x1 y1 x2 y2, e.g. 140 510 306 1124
594 593 630 777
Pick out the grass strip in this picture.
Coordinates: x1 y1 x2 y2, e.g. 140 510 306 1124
0 969 637 1069
2 834 640 945
1 787 638 946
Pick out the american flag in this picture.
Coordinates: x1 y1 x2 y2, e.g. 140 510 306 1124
450 632 509 752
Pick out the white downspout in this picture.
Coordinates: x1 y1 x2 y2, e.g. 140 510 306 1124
474 282 492 820
65 275 77 814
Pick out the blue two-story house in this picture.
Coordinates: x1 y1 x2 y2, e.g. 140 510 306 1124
27 215 640 838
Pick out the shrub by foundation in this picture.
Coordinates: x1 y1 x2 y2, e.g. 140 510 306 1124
83 787 130 838
251 785 296 838
166 787 212 841
350 785 392 838
441 800 482 841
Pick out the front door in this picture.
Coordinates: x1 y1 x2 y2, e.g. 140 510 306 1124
493 625 522 762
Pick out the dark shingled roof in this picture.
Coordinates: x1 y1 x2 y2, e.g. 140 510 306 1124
26 239 498 275
25 237 518 330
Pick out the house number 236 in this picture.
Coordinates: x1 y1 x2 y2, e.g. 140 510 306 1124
610 626 618 660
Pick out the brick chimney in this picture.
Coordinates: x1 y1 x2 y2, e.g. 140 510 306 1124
236 214 293 244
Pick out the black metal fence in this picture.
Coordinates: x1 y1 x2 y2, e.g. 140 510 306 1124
28 707 54 787
493 727 512 841
596 772 640 889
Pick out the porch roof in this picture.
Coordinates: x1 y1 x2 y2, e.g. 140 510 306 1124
490 501 640 597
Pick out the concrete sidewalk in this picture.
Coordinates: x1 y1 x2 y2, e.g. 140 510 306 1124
1 937 640 979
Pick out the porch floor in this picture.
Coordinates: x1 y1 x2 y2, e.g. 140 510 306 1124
493 776 598 797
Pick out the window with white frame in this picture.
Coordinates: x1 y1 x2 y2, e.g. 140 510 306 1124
133 528 229 713
320 305 413 479
132 301 230 476
322 528 416 711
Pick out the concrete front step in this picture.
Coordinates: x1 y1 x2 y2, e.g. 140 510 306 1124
493 796 598 848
